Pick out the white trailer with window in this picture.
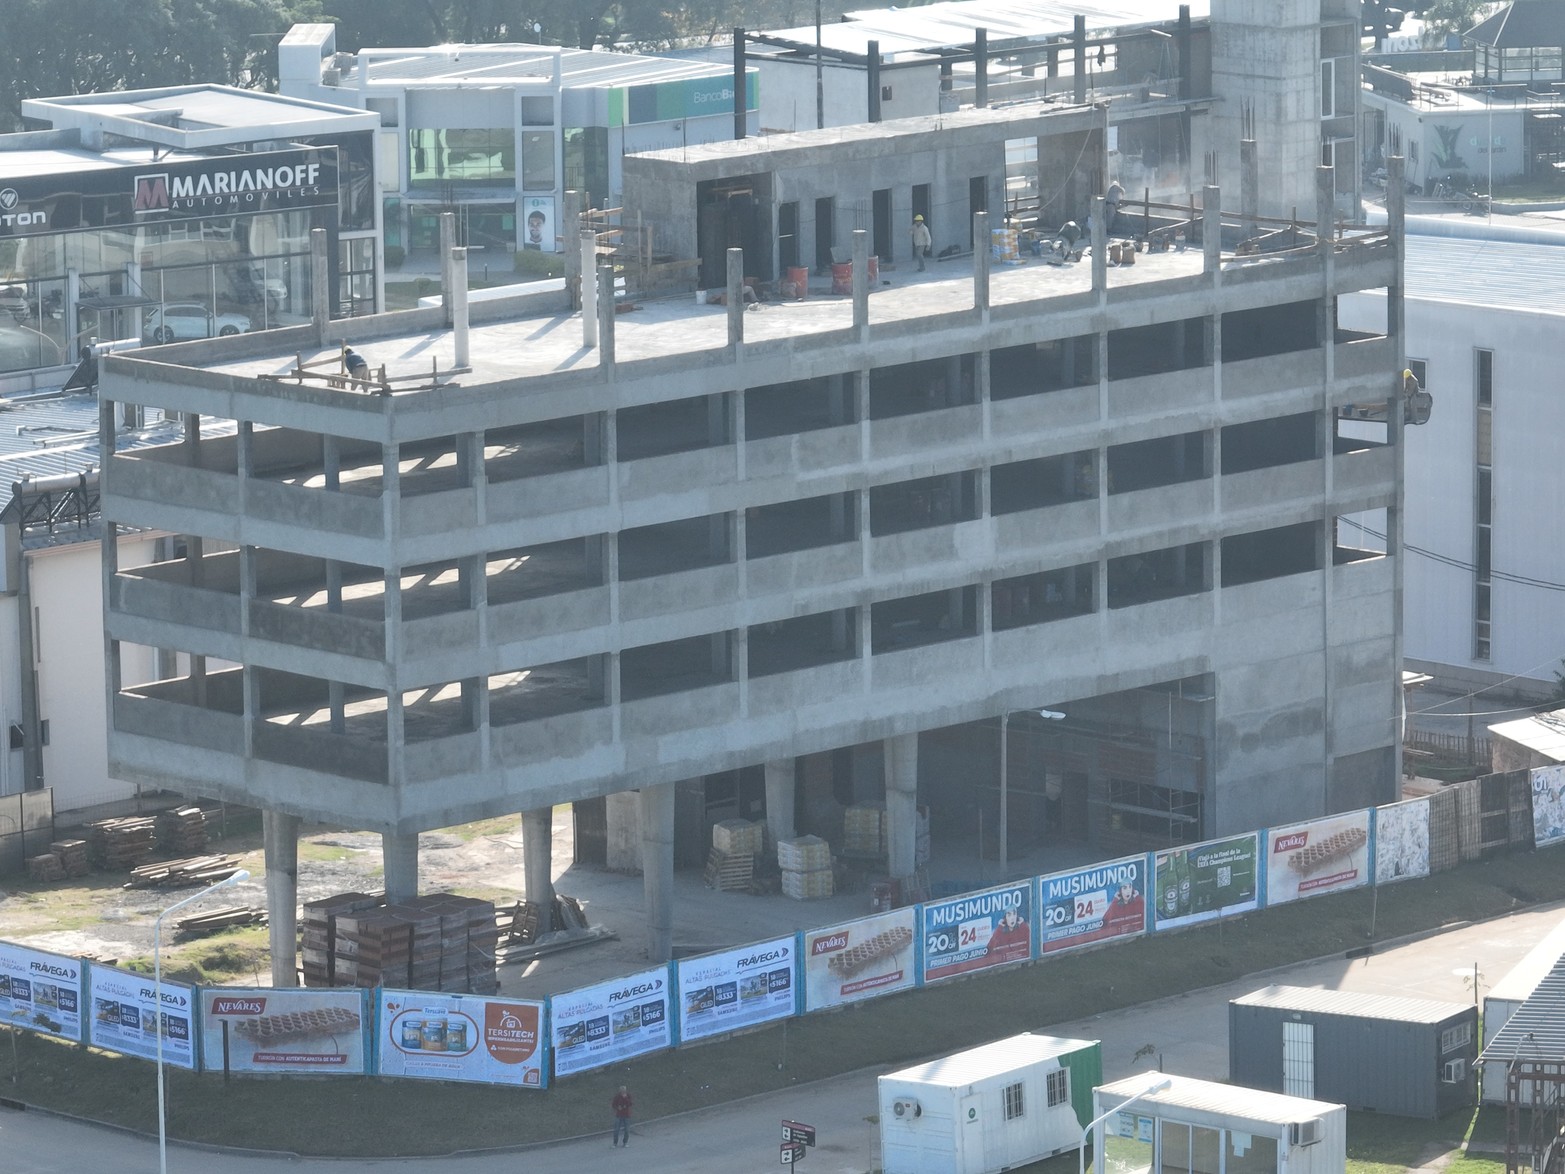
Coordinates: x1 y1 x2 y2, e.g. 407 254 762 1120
878 1033 1100 1174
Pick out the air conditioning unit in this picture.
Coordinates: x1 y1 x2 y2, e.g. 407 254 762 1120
1290 1119 1323 1147
892 1098 923 1119
1443 1058 1466 1084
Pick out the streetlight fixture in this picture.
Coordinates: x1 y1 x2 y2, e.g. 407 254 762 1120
154 868 250 1174
1079 1075 1173 1174
998 708 1068 877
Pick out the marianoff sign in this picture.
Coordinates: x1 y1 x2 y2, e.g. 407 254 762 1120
132 148 335 216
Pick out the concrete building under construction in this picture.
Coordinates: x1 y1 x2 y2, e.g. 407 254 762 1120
96 99 1410 980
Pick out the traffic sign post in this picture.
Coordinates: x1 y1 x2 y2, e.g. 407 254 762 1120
782 1120 817 1147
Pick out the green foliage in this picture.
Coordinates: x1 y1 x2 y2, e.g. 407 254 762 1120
1420 0 1491 46
513 249 565 278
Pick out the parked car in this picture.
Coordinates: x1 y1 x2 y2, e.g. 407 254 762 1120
144 303 250 343
0 284 28 323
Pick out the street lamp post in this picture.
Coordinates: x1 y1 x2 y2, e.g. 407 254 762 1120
1079 1076 1173 1174
154 868 250 1174
998 708 1067 877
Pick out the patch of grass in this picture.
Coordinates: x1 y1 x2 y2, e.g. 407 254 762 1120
448 815 519 843
118 927 271 987
5 848 1565 1157
297 841 357 864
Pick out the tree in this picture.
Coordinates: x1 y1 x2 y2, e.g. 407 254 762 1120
1419 0 1492 48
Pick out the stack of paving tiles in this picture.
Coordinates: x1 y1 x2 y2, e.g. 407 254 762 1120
705 819 763 892
85 817 159 870
842 803 885 858
26 853 65 881
50 839 91 878
777 834 834 900
301 892 497 993
300 892 380 987
155 806 209 855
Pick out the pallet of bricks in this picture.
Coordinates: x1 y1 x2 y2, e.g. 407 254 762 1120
85 816 159 870
777 834 834 900
155 806 209 855
705 819 763 892
299 892 380 987
842 803 885 859
302 892 497 994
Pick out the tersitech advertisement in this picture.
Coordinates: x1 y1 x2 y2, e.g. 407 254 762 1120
676 937 796 1043
86 962 195 1069
551 965 672 1078
379 990 546 1088
1264 811 1371 906
802 909 917 1012
0 942 82 1042
1039 855 1149 955
200 988 368 1075
920 881 1033 983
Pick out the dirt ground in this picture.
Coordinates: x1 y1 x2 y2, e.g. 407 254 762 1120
0 804 1051 1000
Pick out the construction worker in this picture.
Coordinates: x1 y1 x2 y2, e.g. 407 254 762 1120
910 213 932 272
344 346 369 381
1403 367 1432 425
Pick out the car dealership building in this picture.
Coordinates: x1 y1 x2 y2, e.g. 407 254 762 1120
0 85 378 392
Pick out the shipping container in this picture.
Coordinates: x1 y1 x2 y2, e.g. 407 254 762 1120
878 1033 1100 1174
1229 985 1477 1118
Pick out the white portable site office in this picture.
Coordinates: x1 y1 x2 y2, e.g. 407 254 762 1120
879 1033 1101 1174
1092 1074 1347 1174
1481 916 1565 1103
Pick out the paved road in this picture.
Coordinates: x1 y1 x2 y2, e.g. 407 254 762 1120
4 900 1561 1174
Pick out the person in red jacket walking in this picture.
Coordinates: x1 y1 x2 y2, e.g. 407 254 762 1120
611 1085 633 1147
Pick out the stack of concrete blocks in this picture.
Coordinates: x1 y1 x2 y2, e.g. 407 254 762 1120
778 834 834 899
843 803 885 858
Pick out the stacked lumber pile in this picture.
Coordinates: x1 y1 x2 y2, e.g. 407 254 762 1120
176 905 265 937
300 892 380 987
778 834 834 900
155 806 209 854
50 839 91 878
127 854 243 889
26 853 65 882
301 891 498 993
85 817 158 869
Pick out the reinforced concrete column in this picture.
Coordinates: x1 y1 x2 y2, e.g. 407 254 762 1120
884 734 918 879
382 833 419 902
973 210 990 311
727 247 745 348
1090 196 1107 291
1203 186 1222 274
264 811 301 986
521 807 556 913
1240 139 1259 237
640 783 676 962
852 229 869 332
764 759 796 851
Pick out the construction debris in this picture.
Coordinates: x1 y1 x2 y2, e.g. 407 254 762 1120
176 905 266 937
127 854 244 889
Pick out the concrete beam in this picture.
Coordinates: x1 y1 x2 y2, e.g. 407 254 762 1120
382 831 419 901
764 759 796 850
263 809 301 987
640 783 675 962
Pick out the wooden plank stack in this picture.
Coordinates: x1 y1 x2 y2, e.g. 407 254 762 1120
155 806 209 854
176 905 265 937
300 891 498 994
127 854 243 889
49 840 90 878
26 853 65 882
778 834 834 900
704 847 754 892
85 817 159 869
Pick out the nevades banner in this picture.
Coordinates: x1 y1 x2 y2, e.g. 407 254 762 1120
201 988 367 1075
1264 811 1371 905
379 991 546 1088
803 909 917 1011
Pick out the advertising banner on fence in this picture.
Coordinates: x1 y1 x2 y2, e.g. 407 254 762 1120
1264 811 1371 906
1375 796 1432 883
803 908 917 1011
379 990 546 1087
1039 855 1149 955
920 881 1033 982
1532 765 1565 848
551 966 671 1078
0 941 82 1041
676 937 796 1043
200 988 367 1075
1152 833 1259 931
86 962 195 1068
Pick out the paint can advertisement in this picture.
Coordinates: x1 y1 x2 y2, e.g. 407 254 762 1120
379 990 545 1087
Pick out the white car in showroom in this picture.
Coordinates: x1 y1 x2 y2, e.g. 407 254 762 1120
144 303 250 344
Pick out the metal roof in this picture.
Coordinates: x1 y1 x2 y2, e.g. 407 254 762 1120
1467 0 1565 50
1488 916 1565 1005
1097 1072 1340 1125
354 45 740 89
1231 984 1471 1025
1402 231 1565 318
884 1033 1097 1086
1488 711 1565 764
760 0 1211 60
1481 951 1565 1062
